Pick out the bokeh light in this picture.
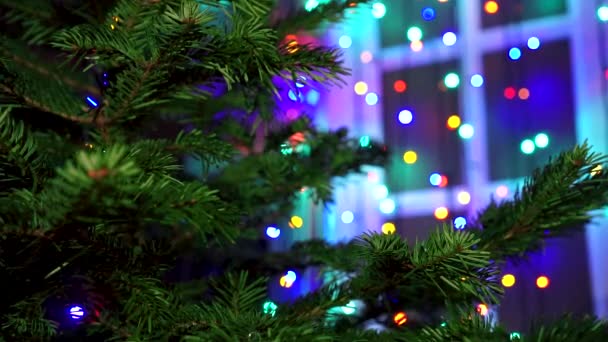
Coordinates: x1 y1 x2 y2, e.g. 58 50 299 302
290 215 303 228
444 72 460 88
527 37 540 50
407 26 423 41
458 124 474 139
410 40 424 52
520 139 535 154
429 173 442 186
263 301 278 316
476 303 489 316
439 175 449 188
382 222 396 235
403 150 418 164
421 7 436 21
398 109 413 124
69 306 85 320
374 184 389 199
341 210 354 224
502 274 516 287
442 32 457 46
371 2 387 19
279 275 293 288
394 80 407 93
379 198 396 214
354 81 368 95
365 92 379 105
457 191 471 205
434 207 449 220
510 332 522 340
509 47 522 60
484 1 499 14
266 226 281 239
536 275 550 289
598 6 608 22
504 87 516 99
447 114 461 130
454 216 467 229
518 88 530 100
496 185 509 198
359 135 370 147
393 312 408 325
470 74 484 87
306 90 320 105
534 133 549 148
341 300 357 315
339 35 352 49
360 51 373 63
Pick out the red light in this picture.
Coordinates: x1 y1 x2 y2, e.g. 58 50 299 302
439 175 449 188
394 80 407 93
393 312 408 325
504 87 516 99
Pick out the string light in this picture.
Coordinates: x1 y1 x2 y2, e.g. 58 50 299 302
536 275 550 289
534 133 549 148
421 7 436 21
359 135 371 147
365 92 379 105
361 51 373 63
527 37 540 50
476 304 489 316
373 184 389 199
263 301 278 316
69 306 85 320
429 173 442 186
393 312 408 325
266 226 281 239
434 207 449 220
394 80 407 93
496 185 509 198
403 150 417 164
518 88 530 100
354 81 368 95
442 32 457 46
86 96 99 107
410 40 424 52
447 115 461 130
339 35 352 48
454 216 467 229
379 198 396 214
470 74 484 87
341 211 354 224
520 139 535 154
371 2 387 19
457 191 471 205
598 6 608 22
458 124 474 139
398 109 413 124
504 87 516 99
444 72 460 88
509 47 522 60
382 222 396 235
484 1 499 14
510 332 522 341
407 27 423 41
591 165 603 177
290 216 303 228
502 274 516 287
341 300 357 315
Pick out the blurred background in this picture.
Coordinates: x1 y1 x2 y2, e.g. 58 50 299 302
218 0 608 333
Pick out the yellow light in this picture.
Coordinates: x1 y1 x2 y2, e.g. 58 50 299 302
434 207 449 220
476 303 489 316
457 191 471 205
110 24 116 30
410 40 423 52
381 222 396 235
354 81 368 95
290 215 303 228
279 276 293 288
536 276 550 289
501 274 516 287
360 51 373 64
591 165 602 176
446 115 461 130
393 312 408 325
403 150 417 164
484 1 499 14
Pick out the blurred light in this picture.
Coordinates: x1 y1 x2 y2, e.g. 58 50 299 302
458 124 474 139
69 306 85 320
286 108 299 120
454 216 467 229
279 275 293 288
341 300 357 315
591 164 603 177
527 37 540 50
354 81 368 95
504 87 516 99
288 90 301 102
341 210 354 224
429 173 442 186
398 109 413 124
360 51 373 63
339 35 352 48
439 175 448 188
534 133 549 148
382 222 396 235
86 96 98 107
536 275 550 289
444 72 460 88
510 332 522 340
520 139 535 154
484 1 499 14
496 185 509 198
447 115 461 130
285 271 297 282
290 215 303 228
266 226 281 239
263 301 278 316
421 7 436 21
379 198 396 214
365 92 379 105
306 90 320 105
442 32 457 46
359 135 371 147
434 207 449 220
598 6 608 22
470 74 484 87
407 26 423 41
394 80 407 93
502 274 516 287
476 303 489 316
393 312 408 326
367 171 379 183
457 191 471 205
371 2 387 18
374 184 389 199
410 40 423 52
518 88 530 100
305 0 320 12
508 47 522 60
403 150 418 164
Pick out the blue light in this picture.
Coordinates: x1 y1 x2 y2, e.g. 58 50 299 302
86 96 98 107
421 7 436 21
398 109 413 124
379 198 395 214
266 226 281 239
341 210 354 224
306 90 320 105
373 184 389 199
285 270 297 282
470 74 484 87
365 92 379 105
508 47 522 60
458 124 474 139
442 32 457 46
454 216 467 229
429 173 442 186
69 306 85 320
288 90 300 101
339 35 352 49
527 37 540 50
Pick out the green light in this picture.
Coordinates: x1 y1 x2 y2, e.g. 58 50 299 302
341 300 357 315
598 6 608 22
440 322 447 327
534 133 549 148
359 135 371 147
371 2 386 18
520 139 535 154
444 72 460 88
263 301 278 316
510 332 521 340
280 143 293 155
305 0 329 12
407 26 423 41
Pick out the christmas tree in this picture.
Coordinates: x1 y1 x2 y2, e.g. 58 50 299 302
1 0 607 340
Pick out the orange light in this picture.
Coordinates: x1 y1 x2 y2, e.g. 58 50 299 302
447 115 461 130
536 276 550 289
410 40 423 52
434 207 449 220
279 276 293 288
393 312 408 325
501 274 516 287
476 304 489 316
394 80 407 93
518 88 530 100
439 175 449 188
484 1 499 14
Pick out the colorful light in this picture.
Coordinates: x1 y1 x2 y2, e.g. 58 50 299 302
518 88 530 100
520 139 535 154
279 275 293 288
374 184 389 199
306 90 320 105
359 135 371 147
360 51 373 63
536 275 550 289
444 72 460 88
591 165 603 177
502 274 516 287
470 74 484 87
266 226 281 239
527 37 540 50
534 133 549 148
454 216 467 229
371 2 387 19
354 81 368 95
504 87 516 99
496 185 509 198
305 0 321 12
403 150 417 164
457 191 471 205
458 124 474 139
447 115 461 130
421 7 436 21
69 306 85 320
290 215 303 228
434 207 449 220
442 32 457 46
341 300 357 315
379 198 396 214
339 35 352 48
398 109 413 124
484 1 499 14
86 96 98 107
476 303 489 316
394 80 407 93
429 173 442 186
263 301 278 316
393 312 408 325
407 27 423 41
382 222 396 235
439 175 448 188
510 332 522 340
365 92 379 105
410 40 423 52
598 6 608 22
509 47 522 60
341 210 354 224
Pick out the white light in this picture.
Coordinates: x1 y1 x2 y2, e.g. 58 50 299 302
373 184 389 199
470 74 484 87
527 37 540 50
339 35 352 49
442 32 457 46
285 270 297 282
265 226 281 239
365 92 379 105
398 109 413 124
371 2 387 18
454 216 467 229
341 210 354 224
379 198 396 214
458 124 474 139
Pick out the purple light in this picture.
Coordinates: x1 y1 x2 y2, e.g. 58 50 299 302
69 306 85 320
